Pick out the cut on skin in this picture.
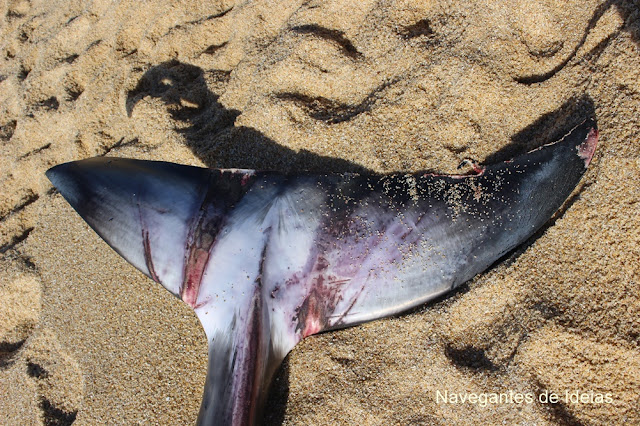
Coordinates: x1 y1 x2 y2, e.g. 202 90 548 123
46 119 598 425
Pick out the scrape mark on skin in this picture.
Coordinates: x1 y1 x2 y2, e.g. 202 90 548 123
331 281 367 328
293 256 344 337
141 228 160 282
182 204 220 308
577 128 599 166
182 170 258 307
138 197 161 283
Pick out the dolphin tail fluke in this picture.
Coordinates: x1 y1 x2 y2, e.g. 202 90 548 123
46 118 598 425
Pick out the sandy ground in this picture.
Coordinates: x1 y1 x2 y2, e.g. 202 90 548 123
1 0 639 424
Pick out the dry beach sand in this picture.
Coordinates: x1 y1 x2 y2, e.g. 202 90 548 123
1 0 639 424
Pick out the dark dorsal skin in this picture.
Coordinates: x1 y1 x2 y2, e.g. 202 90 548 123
46 120 597 425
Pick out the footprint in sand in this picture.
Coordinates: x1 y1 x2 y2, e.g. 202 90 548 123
0 273 40 369
0 269 84 425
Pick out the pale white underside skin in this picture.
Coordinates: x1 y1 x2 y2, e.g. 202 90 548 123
189 173 494 359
